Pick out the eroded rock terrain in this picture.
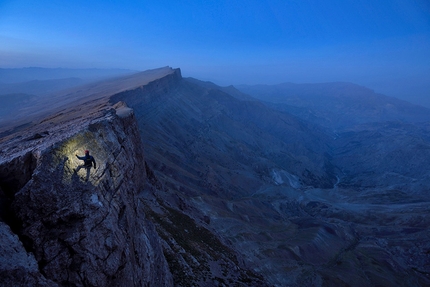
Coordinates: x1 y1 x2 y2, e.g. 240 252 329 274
1 67 429 286
0 68 266 286
0 93 172 285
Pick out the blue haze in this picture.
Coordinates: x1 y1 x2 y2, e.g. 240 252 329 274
0 0 429 106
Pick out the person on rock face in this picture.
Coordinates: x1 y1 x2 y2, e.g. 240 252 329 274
74 150 96 181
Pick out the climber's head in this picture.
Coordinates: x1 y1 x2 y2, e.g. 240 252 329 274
85 150 89 155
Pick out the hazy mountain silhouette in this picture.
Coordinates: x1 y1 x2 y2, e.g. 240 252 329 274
0 67 135 83
0 78 85 96
237 82 430 130
0 93 37 118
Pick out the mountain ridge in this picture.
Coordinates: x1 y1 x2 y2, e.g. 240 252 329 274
0 67 271 286
0 67 429 286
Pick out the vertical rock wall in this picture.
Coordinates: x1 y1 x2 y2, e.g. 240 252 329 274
0 109 172 286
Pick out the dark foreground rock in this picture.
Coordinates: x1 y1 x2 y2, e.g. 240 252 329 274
0 104 173 286
0 221 56 286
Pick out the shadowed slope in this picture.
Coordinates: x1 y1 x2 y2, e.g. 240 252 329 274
111 73 336 195
112 74 430 286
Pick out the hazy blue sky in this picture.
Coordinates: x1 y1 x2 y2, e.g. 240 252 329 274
1 0 429 104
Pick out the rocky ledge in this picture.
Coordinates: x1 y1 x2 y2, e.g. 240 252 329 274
0 68 177 286
0 97 173 285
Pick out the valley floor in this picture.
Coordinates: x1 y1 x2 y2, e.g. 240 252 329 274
190 184 430 286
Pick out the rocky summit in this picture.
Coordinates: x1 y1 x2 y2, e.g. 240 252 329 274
1 67 429 286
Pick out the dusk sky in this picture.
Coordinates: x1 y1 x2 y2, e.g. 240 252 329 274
1 0 429 104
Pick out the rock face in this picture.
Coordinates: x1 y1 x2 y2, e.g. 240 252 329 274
0 221 54 286
110 70 271 286
0 77 174 285
0 67 270 286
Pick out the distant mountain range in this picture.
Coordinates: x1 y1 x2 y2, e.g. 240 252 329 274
0 67 135 83
0 68 136 103
237 82 430 130
0 78 85 96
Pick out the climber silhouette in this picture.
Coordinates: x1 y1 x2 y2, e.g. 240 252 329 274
74 150 96 181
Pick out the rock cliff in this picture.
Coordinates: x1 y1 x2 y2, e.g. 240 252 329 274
0 67 270 286
0 99 173 286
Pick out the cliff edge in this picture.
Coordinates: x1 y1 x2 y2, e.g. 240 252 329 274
0 68 176 286
0 67 268 286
